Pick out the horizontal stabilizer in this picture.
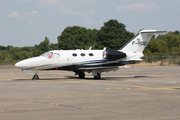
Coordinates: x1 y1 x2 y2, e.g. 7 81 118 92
139 30 167 34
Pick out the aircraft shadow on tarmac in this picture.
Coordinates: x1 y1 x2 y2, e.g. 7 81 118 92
13 76 151 81
64 75 151 81
13 78 67 81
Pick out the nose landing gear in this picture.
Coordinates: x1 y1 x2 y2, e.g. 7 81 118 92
32 73 39 80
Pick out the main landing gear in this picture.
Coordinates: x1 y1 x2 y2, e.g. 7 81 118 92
78 72 85 79
32 73 39 80
94 73 101 79
76 71 101 79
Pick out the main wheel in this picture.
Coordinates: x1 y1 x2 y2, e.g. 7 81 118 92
94 73 101 79
78 72 85 79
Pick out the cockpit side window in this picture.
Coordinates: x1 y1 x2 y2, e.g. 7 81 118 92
41 52 53 58
53 53 60 59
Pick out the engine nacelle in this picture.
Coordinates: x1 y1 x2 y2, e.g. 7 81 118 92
103 50 126 61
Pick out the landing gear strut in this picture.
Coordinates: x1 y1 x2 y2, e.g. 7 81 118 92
94 73 101 79
78 72 85 79
32 73 39 80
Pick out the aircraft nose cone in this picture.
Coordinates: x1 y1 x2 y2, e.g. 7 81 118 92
15 59 32 69
15 61 25 69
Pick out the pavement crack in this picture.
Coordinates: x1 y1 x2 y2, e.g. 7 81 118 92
31 100 82 110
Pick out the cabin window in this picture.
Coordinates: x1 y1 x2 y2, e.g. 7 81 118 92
53 53 60 59
89 53 93 56
81 53 85 57
72 53 77 57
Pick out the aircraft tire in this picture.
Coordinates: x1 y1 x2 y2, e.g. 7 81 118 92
79 72 85 79
32 75 35 80
94 73 101 79
32 74 39 80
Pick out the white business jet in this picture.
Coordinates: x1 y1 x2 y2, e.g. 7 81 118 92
15 30 167 80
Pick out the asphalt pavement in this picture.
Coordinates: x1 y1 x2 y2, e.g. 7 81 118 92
0 65 180 120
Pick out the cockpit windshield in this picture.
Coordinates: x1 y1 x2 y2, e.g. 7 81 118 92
41 52 53 58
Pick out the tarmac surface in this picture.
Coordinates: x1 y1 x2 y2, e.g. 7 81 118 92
0 65 180 120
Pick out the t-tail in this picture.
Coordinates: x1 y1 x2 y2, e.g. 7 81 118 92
119 30 167 61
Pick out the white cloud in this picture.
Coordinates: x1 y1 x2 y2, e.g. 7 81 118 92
116 2 160 11
7 11 39 18
59 9 95 15
7 11 21 18
25 11 39 14
38 0 58 4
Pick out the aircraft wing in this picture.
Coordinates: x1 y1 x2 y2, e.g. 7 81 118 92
78 66 131 71
78 66 119 71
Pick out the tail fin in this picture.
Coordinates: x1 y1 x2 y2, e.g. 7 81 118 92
120 30 167 53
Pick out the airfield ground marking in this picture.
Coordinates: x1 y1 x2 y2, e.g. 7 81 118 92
2 79 11 81
0 76 27 80
1 75 180 91
25 79 180 91
64 81 180 91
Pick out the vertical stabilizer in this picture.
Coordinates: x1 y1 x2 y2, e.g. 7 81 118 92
120 30 167 53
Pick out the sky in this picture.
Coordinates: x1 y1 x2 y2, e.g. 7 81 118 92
0 0 180 47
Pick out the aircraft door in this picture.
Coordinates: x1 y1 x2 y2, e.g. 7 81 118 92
71 53 78 65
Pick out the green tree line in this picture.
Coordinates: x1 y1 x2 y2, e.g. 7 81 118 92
0 19 180 63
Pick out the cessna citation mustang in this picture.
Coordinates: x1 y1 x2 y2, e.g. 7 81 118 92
15 30 167 80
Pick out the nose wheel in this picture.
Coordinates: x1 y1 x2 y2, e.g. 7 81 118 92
32 73 39 80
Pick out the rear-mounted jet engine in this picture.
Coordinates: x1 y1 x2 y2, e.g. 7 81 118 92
103 50 126 61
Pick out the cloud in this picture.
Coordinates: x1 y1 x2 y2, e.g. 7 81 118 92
7 11 39 18
38 0 96 16
25 11 39 14
59 9 95 15
116 2 160 11
38 0 58 4
7 11 21 18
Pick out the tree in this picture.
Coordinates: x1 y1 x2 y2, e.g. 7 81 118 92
0 46 5 50
49 43 58 50
32 36 51 57
157 32 180 53
57 26 98 50
174 30 180 36
0 50 14 63
38 36 50 52
33 46 43 57
144 38 168 55
95 19 134 50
